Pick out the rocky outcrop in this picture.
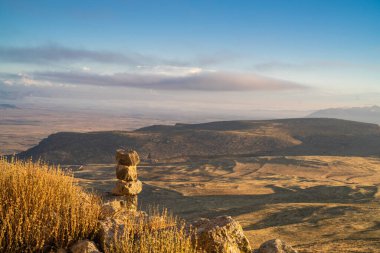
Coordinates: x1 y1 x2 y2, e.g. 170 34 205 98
98 218 125 251
112 180 142 196
98 199 147 251
253 239 298 253
111 149 142 210
99 198 127 219
70 240 101 253
115 164 137 181
98 150 146 251
115 149 140 166
192 215 251 253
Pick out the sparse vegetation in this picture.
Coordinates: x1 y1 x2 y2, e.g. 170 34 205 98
73 155 380 252
103 207 201 253
0 158 101 252
0 158 202 253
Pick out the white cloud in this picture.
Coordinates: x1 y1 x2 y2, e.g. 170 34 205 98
138 65 204 76
3 80 14 86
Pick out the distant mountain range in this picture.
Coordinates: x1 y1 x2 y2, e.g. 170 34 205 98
308 106 380 124
14 118 380 164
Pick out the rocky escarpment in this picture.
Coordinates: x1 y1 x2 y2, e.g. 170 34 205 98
15 118 380 164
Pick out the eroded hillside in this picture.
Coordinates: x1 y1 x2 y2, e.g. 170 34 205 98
15 118 380 164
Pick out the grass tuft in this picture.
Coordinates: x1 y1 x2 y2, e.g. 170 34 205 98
104 206 202 253
0 158 202 252
0 158 101 252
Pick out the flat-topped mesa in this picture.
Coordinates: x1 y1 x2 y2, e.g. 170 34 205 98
112 149 142 210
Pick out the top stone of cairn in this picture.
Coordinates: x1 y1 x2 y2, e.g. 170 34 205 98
115 149 140 166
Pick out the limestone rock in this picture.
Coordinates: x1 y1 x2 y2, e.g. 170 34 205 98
100 198 124 219
115 149 140 166
98 211 147 251
70 240 101 253
98 218 124 251
116 165 137 181
192 215 251 253
254 239 298 253
111 149 141 209
111 180 142 196
100 198 144 220
124 194 138 210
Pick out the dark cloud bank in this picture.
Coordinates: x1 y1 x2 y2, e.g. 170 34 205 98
0 44 307 91
0 45 236 67
0 44 156 65
27 71 306 91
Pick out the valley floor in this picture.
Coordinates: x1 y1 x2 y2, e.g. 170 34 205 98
71 156 380 253
0 106 175 155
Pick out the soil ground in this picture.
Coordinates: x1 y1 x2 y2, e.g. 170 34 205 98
72 155 380 253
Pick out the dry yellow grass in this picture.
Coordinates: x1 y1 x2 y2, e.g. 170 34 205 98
104 207 202 253
0 158 101 252
0 159 202 252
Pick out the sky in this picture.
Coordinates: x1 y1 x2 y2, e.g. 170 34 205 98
0 0 379 118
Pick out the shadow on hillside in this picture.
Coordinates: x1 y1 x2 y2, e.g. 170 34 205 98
139 183 377 221
347 221 380 240
245 205 359 230
73 164 378 229
252 156 329 169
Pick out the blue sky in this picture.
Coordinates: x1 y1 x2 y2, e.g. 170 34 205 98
0 0 379 116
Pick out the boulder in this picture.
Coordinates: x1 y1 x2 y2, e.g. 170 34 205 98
124 194 138 210
111 180 142 196
253 239 298 253
192 215 251 253
102 197 138 215
100 198 125 219
70 240 101 253
115 165 137 181
98 218 124 251
115 149 140 166
100 198 145 218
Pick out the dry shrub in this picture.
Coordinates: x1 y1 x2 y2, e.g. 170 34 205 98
0 158 201 252
104 207 203 253
0 158 101 252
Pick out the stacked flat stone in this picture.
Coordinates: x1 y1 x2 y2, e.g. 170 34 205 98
111 149 142 210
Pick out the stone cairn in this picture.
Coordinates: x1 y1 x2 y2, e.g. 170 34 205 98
111 149 142 210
